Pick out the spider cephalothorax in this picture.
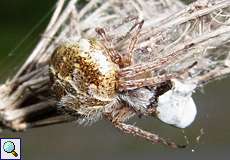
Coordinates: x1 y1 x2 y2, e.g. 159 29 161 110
49 20 196 148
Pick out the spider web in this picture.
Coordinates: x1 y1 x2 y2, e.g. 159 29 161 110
0 3 56 83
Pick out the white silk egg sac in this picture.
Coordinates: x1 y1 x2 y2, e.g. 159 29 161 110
156 79 197 128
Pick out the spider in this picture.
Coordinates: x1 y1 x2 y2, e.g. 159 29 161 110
49 19 196 149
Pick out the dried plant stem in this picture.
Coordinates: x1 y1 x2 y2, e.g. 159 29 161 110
0 0 229 131
13 0 77 81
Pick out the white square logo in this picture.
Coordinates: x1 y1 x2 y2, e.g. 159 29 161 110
0 138 21 160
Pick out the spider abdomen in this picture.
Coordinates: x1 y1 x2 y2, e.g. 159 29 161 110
49 39 119 107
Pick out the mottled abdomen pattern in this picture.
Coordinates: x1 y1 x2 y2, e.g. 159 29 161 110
49 39 119 117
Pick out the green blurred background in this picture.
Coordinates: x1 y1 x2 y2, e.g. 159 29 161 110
0 0 230 159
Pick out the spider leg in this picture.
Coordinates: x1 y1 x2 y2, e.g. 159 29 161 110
123 20 144 67
112 121 186 149
118 61 197 91
95 27 123 66
118 74 173 91
114 16 142 48
104 99 185 148
119 49 186 78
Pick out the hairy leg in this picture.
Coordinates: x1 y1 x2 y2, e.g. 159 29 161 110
104 101 185 149
95 27 123 65
119 49 187 78
95 19 144 68
113 16 142 47
118 62 197 91
122 20 144 67
112 121 186 149
118 74 174 91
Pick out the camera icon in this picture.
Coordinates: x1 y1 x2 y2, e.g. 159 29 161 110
0 138 21 160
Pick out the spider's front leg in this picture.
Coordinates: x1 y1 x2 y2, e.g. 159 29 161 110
118 74 174 91
95 27 123 66
123 20 144 67
118 61 197 91
95 19 144 68
104 97 185 148
119 48 192 78
106 107 186 149
112 121 186 149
